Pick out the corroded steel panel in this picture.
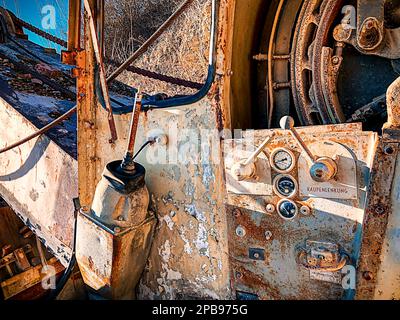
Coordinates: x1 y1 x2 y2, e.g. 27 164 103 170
224 125 377 299
0 97 77 267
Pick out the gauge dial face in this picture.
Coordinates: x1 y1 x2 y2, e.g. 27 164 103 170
271 148 295 173
277 200 298 220
273 174 298 198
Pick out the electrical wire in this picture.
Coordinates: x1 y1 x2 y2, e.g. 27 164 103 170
133 139 154 160
44 209 78 300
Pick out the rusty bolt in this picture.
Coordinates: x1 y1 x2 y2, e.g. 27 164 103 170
375 205 385 215
384 146 395 155
332 56 340 65
363 271 374 281
366 20 374 29
235 271 243 279
253 252 260 259
114 227 121 233
265 231 273 241
233 209 241 218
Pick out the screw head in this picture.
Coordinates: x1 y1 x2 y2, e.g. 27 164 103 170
266 204 275 214
300 206 311 216
265 231 273 240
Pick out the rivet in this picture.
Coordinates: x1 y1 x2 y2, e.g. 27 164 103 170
114 227 121 233
233 209 241 218
363 271 374 281
300 205 311 216
265 231 273 240
265 204 275 214
235 226 246 237
375 205 385 215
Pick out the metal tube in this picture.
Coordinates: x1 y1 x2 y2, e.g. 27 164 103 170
120 93 143 172
83 0 118 142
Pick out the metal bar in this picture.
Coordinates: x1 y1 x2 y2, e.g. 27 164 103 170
126 93 142 156
355 140 398 299
83 0 118 143
107 0 195 82
120 93 143 172
267 0 285 128
67 0 82 51
77 0 98 207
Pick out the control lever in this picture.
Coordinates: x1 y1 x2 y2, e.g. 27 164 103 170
231 133 275 181
280 116 337 183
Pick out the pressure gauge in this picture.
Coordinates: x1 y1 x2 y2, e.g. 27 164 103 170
270 148 296 173
273 174 298 198
277 199 298 221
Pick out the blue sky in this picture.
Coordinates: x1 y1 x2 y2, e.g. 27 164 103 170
1 0 68 51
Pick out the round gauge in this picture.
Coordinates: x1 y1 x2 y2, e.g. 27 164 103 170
273 174 298 198
277 199 298 221
270 148 296 173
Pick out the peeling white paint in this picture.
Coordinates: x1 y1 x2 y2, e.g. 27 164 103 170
162 214 175 231
195 222 210 257
179 226 193 255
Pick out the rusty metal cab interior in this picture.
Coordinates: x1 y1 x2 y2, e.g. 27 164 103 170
0 0 399 301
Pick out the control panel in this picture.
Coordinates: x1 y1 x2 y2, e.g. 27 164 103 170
223 118 377 300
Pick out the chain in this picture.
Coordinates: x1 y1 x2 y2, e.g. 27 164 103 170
9 12 203 90
11 14 68 48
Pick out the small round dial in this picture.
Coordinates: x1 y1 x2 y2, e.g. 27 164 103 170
273 174 298 198
270 148 295 173
277 199 298 220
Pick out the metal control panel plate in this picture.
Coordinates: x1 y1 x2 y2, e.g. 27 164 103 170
223 123 377 300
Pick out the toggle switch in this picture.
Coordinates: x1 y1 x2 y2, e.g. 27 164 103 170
280 116 338 183
231 133 275 181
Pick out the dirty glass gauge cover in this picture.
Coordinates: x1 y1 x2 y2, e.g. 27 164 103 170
277 199 298 221
270 148 296 173
273 174 298 198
